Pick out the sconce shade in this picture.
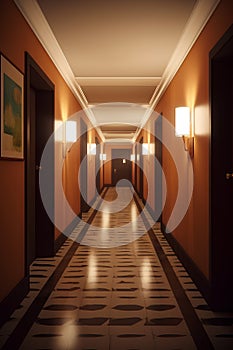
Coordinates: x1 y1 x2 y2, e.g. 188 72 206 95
66 121 77 142
130 154 135 161
100 153 106 160
88 143 96 155
142 143 149 155
175 107 191 137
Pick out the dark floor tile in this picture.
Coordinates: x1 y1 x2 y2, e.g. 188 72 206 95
80 304 106 311
195 305 211 311
145 317 183 326
79 334 104 338
36 318 70 325
117 334 145 338
146 304 176 311
157 334 186 338
33 334 62 338
113 305 143 311
44 304 78 311
109 317 142 325
202 318 233 326
76 318 108 325
56 287 80 291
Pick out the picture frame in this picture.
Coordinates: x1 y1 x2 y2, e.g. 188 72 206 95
1 54 24 159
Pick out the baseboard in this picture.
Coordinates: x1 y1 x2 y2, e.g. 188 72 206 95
161 221 211 304
0 276 29 328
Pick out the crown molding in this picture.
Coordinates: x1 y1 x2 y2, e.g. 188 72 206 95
14 0 91 112
14 0 220 140
149 0 220 110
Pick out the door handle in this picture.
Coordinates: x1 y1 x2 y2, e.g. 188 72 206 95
226 172 233 180
114 168 117 173
36 165 42 170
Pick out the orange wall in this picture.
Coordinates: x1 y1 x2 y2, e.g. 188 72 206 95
0 0 85 302
142 0 233 278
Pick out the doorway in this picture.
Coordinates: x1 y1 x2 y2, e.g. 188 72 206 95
210 24 233 310
25 54 55 267
139 137 144 199
155 114 163 222
95 137 101 194
111 149 132 186
80 118 89 213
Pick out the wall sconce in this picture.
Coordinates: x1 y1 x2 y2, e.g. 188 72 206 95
63 120 77 156
100 153 106 161
142 143 149 155
54 120 63 142
87 143 96 155
66 120 77 143
175 107 194 158
130 154 135 161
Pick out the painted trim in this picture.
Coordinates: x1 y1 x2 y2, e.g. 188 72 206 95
0 276 29 328
14 0 88 108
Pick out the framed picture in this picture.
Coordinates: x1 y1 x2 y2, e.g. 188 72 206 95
1 54 24 159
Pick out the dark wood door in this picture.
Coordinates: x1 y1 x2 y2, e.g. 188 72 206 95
25 54 54 266
80 119 89 212
210 24 233 310
112 149 132 186
139 138 143 199
155 114 163 222
95 137 100 194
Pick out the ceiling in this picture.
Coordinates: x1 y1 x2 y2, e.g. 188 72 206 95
15 0 220 142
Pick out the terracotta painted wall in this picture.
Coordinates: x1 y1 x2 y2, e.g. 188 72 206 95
141 0 233 279
0 0 96 302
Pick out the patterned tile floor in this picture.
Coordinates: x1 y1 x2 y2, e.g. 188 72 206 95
0 187 233 349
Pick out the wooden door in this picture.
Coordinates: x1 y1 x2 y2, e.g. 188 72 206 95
25 54 54 266
80 119 89 212
111 149 132 186
210 24 233 310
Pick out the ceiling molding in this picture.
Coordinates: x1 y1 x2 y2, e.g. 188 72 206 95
75 77 162 87
14 0 90 110
14 0 220 144
131 0 221 140
149 0 220 109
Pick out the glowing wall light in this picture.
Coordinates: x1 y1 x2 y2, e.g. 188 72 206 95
54 120 63 142
175 106 194 157
175 107 191 137
130 154 135 161
142 143 149 155
66 120 77 143
87 143 96 155
100 153 107 161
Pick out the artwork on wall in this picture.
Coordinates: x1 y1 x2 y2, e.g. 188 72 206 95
0 54 24 159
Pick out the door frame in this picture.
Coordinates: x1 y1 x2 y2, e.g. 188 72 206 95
25 53 55 270
209 24 233 310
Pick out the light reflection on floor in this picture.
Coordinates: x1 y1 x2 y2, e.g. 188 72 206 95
0 187 233 349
